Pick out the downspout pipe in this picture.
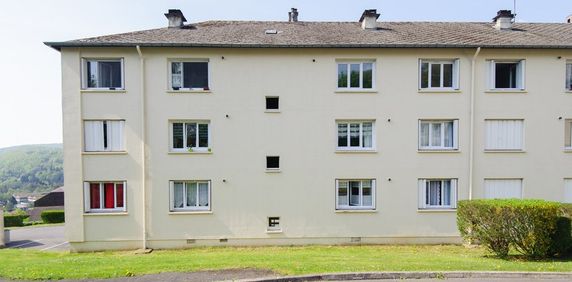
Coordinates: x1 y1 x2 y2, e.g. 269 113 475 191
136 45 147 250
468 47 481 200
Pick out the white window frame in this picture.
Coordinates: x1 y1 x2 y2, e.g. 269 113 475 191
336 120 376 151
419 59 460 90
83 120 126 152
484 119 525 151
169 120 211 152
169 180 211 212
168 59 211 91
418 179 458 210
83 181 127 213
81 58 125 90
336 60 376 90
488 59 526 90
335 179 376 210
418 119 459 151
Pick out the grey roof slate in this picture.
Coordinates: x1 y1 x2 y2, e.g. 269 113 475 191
45 21 572 49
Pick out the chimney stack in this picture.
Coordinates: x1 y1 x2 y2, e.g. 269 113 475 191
165 9 187 28
359 9 380 30
567 14 572 23
289 8 299 22
492 10 514 30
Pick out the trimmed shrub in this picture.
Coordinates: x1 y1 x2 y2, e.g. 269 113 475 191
4 214 29 227
40 210 65 224
457 199 562 258
550 217 572 256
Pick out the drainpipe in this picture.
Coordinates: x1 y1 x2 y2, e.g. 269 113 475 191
468 47 481 200
136 45 147 250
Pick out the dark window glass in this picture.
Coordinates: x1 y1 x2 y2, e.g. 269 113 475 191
350 181 360 206
350 123 360 146
266 97 279 110
198 124 209 147
183 62 209 89
87 61 97 88
268 217 280 227
362 63 373 89
173 123 184 148
266 156 280 169
99 61 122 88
350 64 360 87
337 64 348 87
443 64 453 87
430 63 441 87
102 121 108 149
495 63 518 88
186 123 197 148
420 62 429 88
337 124 348 147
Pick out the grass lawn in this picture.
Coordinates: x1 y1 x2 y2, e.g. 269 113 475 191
0 245 571 280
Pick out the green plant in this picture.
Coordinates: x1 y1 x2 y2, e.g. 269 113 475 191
457 199 562 258
3 214 29 227
549 217 572 256
187 147 193 152
40 210 65 224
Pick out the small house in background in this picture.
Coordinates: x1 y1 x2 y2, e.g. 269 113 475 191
29 187 64 221
13 194 38 210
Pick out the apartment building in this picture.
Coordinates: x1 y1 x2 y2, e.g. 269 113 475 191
46 8 572 251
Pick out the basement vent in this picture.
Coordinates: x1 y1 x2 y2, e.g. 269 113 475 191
265 29 278 34
219 238 228 243
350 237 362 243
186 239 196 244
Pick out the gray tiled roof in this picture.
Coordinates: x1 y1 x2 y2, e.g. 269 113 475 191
45 21 572 49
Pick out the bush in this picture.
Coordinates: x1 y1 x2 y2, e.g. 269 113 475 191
457 199 563 258
40 210 65 224
4 214 29 227
550 217 572 256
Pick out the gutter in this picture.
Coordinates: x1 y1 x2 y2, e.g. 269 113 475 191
468 47 481 200
136 45 148 250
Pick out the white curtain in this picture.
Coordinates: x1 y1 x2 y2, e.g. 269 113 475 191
337 180 348 206
362 180 372 206
198 182 209 206
444 122 454 148
107 120 125 151
566 64 572 90
362 123 373 148
84 121 104 151
431 123 441 146
420 123 429 147
173 182 184 208
186 182 198 207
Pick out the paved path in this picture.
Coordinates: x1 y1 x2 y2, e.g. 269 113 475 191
4 225 69 251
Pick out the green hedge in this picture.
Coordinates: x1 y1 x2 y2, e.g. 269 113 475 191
40 210 65 224
4 214 29 227
457 199 569 258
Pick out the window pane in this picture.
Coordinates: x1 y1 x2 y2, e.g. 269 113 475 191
443 63 453 87
186 123 197 148
350 123 360 147
431 123 442 147
171 62 182 88
172 123 184 149
349 181 360 206
186 182 198 207
198 182 209 206
420 123 429 147
443 180 451 206
362 122 372 148
350 64 360 88
444 122 454 148
198 124 209 147
337 124 348 147
104 183 115 209
174 182 184 208
566 63 572 90
362 63 373 89
87 61 98 88
183 62 208 89
430 63 441 88
427 181 442 206
90 183 100 209
362 180 372 206
98 61 122 88
495 63 518 88
338 181 348 206
420 62 429 88
115 183 124 208
337 64 348 88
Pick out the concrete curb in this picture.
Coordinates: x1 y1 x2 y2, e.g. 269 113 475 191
241 271 572 281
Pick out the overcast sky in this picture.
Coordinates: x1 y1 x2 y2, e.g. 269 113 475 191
1 0 571 148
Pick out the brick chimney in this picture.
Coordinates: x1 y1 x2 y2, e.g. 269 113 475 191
493 10 515 30
359 9 380 30
165 9 187 28
288 8 299 22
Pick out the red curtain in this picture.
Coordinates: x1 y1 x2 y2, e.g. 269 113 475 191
90 183 100 209
104 183 115 209
116 183 124 208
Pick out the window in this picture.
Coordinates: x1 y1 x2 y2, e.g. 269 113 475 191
170 60 209 90
266 156 280 170
565 179 572 203
336 179 375 210
171 121 210 152
267 217 281 231
485 119 524 151
337 121 374 150
419 59 459 90
84 120 125 152
265 96 279 111
488 60 525 90
419 120 458 150
566 62 572 91
170 181 211 211
418 179 457 209
337 61 374 90
83 182 126 213
82 59 123 89
565 119 572 150
484 179 523 199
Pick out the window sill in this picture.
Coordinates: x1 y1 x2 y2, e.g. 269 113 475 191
264 110 281 113
266 229 283 234
418 89 461 94
82 151 128 155
564 149 572 153
417 149 460 153
265 169 281 173
335 209 377 213
335 149 377 154
565 90 572 94
484 150 526 153
168 211 213 215
485 90 527 94
166 90 211 94
417 209 456 213
168 151 212 155
84 212 128 216
335 89 377 94
81 89 126 94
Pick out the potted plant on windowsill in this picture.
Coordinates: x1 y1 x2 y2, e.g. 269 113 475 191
172 86 180 91
187 147 193 152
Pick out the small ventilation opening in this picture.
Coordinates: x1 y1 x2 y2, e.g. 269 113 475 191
266 96 279 110
266 156 280 169
268 217 280 231
265 29 278 34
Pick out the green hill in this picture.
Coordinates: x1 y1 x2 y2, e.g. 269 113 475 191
0 144 63 201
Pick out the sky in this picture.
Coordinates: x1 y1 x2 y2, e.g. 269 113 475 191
0 0 571 149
